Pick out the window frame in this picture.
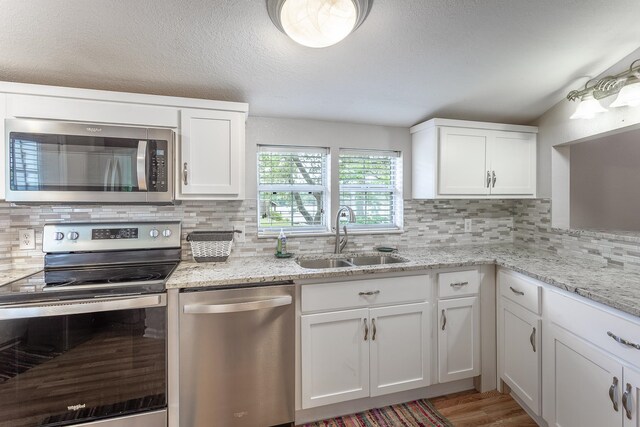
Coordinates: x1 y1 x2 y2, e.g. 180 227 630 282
257 145 331 235
338 149 403 232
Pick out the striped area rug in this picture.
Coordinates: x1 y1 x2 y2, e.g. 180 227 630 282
302 399 453 427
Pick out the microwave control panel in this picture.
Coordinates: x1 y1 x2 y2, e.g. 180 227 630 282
149 140 168 192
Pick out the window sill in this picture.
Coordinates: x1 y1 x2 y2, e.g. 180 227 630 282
257 228 404 239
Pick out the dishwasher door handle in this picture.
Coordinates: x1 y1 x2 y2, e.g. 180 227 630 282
183 295 292 314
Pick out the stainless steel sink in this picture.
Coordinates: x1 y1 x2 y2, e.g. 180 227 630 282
347 255 406 266
296 255 407 269
296 259 354 269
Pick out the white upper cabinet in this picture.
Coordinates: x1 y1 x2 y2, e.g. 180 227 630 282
411 118 537 199
177 109 245 200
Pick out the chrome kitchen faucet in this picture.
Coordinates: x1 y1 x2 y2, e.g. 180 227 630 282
334 206 357 254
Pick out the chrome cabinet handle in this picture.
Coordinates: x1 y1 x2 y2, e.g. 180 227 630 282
509 286 525 296
450 281 469 288
441 309 447 331
610 377 620 412
183 162 188 185
607 331 640 350
623 383 633 420
372 318 377 341
486 171 491 188
359 290 380 296
363 318 369 341
492 171 497 187
530 327 536 352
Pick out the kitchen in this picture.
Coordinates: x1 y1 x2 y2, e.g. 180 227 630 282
1 1 640 426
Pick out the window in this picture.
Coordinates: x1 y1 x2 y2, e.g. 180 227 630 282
257 146 329 233
339 149 402 230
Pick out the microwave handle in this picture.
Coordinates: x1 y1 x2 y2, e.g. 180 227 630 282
136 140 148 191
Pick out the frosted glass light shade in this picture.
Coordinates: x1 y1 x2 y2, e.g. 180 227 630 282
570 95 607 120
280 0 357 48
610 81 640 108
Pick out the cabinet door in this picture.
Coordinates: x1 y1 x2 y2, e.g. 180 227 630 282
438 297 480 383
499 298 541 415
438 127 490 195
487 131 536 196
545 325 623 427
179 108 244 196
301 308 370 409
370 302 431 397
623 366 640 427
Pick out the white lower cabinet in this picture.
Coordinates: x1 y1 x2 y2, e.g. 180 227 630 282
499 298 541 415
437 296 480 383
301 308 370 408
546 324 624 427
301 302 430 409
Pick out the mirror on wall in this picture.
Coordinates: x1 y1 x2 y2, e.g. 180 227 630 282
570 126 640 233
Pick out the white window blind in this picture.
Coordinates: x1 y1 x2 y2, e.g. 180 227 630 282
339 149 402 229
257 146 329 233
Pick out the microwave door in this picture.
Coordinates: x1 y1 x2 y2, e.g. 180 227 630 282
103 158 113 191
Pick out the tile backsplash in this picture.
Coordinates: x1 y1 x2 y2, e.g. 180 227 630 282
0 199 516 271
514 198 640 272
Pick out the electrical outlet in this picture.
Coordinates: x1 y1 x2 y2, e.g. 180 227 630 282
18 229 36 250
464 219 472 233
233 225 245 243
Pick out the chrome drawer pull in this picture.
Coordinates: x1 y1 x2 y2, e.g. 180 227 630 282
450 281 469 288
372 318 377 341
610 376 620 412
623 383 633 420
530 327 536 352
441 309 447 331
363 318 368 341
509 286 525 296
607 331 640 350
359 290 380 296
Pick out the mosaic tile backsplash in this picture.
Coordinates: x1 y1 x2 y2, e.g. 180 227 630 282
0 199 516 271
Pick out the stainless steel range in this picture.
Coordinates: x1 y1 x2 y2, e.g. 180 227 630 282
0 221 181 427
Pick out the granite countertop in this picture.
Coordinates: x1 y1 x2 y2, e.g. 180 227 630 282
0 268 42 286
167 244 640 318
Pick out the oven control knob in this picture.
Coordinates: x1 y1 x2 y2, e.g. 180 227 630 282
67 231 79 241
149 229 159 238
162 229 172 238
54 232 65 240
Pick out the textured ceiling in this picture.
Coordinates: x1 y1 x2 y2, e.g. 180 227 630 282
1 0 640 126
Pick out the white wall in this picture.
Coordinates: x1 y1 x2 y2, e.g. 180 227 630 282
535 47 640 198
244 116 412 199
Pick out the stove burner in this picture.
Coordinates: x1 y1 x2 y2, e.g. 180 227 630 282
108 272 162 284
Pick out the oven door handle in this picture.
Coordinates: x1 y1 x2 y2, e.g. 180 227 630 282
0 294 166 320
137 140 148 191
183 295 292 314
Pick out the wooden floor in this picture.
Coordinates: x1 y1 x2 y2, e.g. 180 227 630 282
431 389 537 427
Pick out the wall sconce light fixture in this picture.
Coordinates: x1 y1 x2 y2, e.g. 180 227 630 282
567 59 640 119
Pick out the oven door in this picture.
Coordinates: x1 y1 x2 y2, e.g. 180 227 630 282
5 119 173 204
0 294 167 427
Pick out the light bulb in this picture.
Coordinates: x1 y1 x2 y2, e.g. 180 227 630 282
610 80 640 108
570 94 607 120
280 0 357 48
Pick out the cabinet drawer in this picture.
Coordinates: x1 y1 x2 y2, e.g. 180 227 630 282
546 289 640 369
498 269 541 315
438 269 479 298
301 275 429 313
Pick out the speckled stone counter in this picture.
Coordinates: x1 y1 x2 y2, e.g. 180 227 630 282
167 244 640 318
0 268 42 286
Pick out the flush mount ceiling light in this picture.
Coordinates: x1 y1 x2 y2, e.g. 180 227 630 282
567 58 640 119
267 0 372 48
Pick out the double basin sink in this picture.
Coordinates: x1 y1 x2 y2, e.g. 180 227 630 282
297 255 408 269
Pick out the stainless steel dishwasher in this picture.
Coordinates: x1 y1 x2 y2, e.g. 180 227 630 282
178 283 295 427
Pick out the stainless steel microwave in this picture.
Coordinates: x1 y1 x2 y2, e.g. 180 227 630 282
5 119 174 204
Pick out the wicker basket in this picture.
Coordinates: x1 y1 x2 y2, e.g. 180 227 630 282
187 231 236 263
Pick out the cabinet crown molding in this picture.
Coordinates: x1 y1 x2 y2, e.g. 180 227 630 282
410 118 538 134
